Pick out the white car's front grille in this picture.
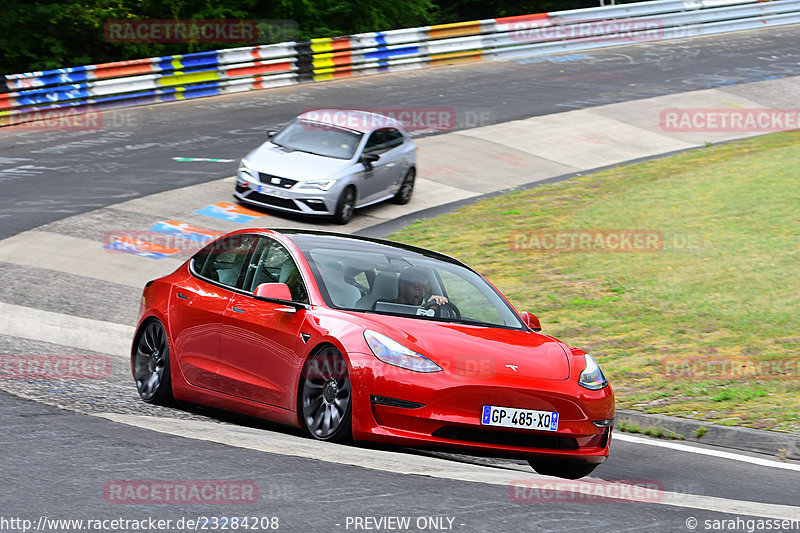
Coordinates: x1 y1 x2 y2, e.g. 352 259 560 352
258 173 297 189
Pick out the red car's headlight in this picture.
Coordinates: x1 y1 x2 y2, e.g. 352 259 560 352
363 330 442 373
579 354 609 390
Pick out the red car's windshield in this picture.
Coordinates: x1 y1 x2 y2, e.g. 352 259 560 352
301 245 524 329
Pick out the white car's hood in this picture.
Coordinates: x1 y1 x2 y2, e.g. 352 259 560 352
247 143 355 181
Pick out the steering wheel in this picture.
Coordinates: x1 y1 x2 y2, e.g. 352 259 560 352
423 299 461 320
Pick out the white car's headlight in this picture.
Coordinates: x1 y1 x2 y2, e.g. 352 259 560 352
238 158 253 177
298 179 337 191
363 330 442 373
579 354 608 390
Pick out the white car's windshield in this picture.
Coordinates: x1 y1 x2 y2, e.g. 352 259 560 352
271 119 363 160
301 244 524 329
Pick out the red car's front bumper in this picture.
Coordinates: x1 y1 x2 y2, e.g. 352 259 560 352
347 352 614 463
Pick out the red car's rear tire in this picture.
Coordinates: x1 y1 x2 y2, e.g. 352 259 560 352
132 319 174 405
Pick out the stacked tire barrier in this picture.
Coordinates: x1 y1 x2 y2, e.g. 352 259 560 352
3 0 800 126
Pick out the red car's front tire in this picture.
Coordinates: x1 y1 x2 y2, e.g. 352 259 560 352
300 346 353 443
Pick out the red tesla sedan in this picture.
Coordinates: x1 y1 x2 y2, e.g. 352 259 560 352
132 229 613 478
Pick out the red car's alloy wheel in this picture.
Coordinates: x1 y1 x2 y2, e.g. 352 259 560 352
300 346 352 442
133 320 173 405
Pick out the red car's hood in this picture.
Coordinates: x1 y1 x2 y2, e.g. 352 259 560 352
348 313 571 380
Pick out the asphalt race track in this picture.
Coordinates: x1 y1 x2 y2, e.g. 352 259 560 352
2 394 799 532
1 25 800 533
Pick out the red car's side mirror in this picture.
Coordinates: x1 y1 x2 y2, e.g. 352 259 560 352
254 283 292 301
520 311 542 332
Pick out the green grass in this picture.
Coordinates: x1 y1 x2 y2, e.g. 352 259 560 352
617 421 685 440
391 131 800 433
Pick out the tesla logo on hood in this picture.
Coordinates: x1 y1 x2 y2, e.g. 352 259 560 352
506 365 519 372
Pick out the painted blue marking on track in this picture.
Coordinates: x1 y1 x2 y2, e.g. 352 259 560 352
195 205 258 224
149 222 215 243
102 243 167 260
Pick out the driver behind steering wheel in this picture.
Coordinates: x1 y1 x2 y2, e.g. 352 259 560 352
394 268 448 309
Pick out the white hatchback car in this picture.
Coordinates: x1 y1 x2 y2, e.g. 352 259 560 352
235 109 417 224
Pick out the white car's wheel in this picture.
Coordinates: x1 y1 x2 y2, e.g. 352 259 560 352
334 186 356 224
392 168 415 205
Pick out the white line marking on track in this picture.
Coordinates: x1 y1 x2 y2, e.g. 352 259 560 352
0 302 133 357
614 433 800 472
95 413 800 520
172 157 235 163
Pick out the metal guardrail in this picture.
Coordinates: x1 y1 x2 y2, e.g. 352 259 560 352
2 0 800 126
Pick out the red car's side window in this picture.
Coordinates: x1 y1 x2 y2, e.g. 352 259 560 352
193 235 255 288
240 237 309 304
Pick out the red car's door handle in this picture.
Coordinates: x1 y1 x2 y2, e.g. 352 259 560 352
176 292 189 300
232 305 245 314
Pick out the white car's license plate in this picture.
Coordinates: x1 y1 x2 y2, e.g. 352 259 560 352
258 185 290 198
481 405 559 431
